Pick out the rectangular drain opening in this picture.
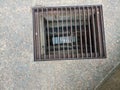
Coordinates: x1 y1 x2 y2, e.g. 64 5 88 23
32 5 106 61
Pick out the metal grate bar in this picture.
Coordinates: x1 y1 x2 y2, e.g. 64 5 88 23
95 6 102 57
42 8 46 59
79 7 83 58
61 8 65 58
36 9 39 59
66 8 70 58
38 9 41 59
87 7 92 57
70 8 74 58
74 7 79 58
40 9 44 59
57 8 61 58
52 8 55 58
91 7 97 57
46 8 50 58
83 7 88 57
99 6 106 57
33 9 37 59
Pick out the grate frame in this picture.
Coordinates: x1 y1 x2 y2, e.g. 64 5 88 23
32 5 106 61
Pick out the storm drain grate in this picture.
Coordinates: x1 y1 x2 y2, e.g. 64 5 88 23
32 5 106 61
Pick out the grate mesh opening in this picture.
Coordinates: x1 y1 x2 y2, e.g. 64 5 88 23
32 5 106 61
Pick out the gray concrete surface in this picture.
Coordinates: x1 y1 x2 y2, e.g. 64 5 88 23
0 0 120 90
97 63 120 90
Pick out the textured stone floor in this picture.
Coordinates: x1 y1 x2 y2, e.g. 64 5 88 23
97 64 120 90
0 0 120 90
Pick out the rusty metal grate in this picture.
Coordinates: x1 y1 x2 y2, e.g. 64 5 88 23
32 5 106 61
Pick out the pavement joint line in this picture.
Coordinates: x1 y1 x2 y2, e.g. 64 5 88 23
94 62 120 90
